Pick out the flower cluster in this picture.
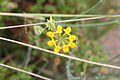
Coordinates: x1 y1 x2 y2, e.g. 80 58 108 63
47 25 77 53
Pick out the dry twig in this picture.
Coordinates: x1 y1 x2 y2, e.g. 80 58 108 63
0 37 120 70
0 63 52 80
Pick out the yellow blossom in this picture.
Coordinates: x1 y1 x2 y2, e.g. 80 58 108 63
54 46 61 53
56 25 63 33
68 42 77 48
63 27 71 34
47 31 55 37
69 35 77 41
47 40 56 46
46 20 77 53
63 45 69 52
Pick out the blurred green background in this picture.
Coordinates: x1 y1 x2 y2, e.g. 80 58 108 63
0 0 120 80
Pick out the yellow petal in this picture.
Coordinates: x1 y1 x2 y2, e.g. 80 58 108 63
54 46 61 53
62 45 69 52
47 40 55 46
57 25 62 31
55 25 63 33
68 42 77 48
69 35 77 41
47 31 55 37
63 27 71 34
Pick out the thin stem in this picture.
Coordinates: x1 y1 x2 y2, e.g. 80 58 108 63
66 51 80 80
0 63 52 80
0 16 107 29
61 20 119 27
108 53 120 63
82 0 103 14
1 37 120 70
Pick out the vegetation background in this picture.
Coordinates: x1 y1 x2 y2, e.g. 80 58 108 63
0 0 120 80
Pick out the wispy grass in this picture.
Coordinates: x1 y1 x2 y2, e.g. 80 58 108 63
82 0 103 14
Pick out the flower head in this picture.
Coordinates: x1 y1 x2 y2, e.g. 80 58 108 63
46 24 77 53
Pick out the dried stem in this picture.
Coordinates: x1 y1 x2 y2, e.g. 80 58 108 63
0 63 52 80
0 37 120 70
1 12 120 17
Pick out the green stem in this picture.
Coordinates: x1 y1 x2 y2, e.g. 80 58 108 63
66 51 80 80
82 0 103 14
61 20 119 27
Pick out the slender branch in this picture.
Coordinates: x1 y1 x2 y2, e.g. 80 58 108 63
0 17 106 29
82 0 103 14
1 12 120 17
1 37 120 70
0 63 52 80
61 19 119 27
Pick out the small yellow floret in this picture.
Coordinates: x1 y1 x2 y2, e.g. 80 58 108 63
63 27 71 34
47 31 55 37
68 42 76 48
56 25 63 33
69 35 77 41
54 46 61 53
62 45 69 52
47 40 56 46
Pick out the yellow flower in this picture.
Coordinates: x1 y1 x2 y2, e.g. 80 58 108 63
63 45 69 52
69 35 77 41
54 46 61 53
63 27 71 34
68 42 76 48
47 40 56 46
56 25 63 33
46 21 77 53
47 31 55 37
